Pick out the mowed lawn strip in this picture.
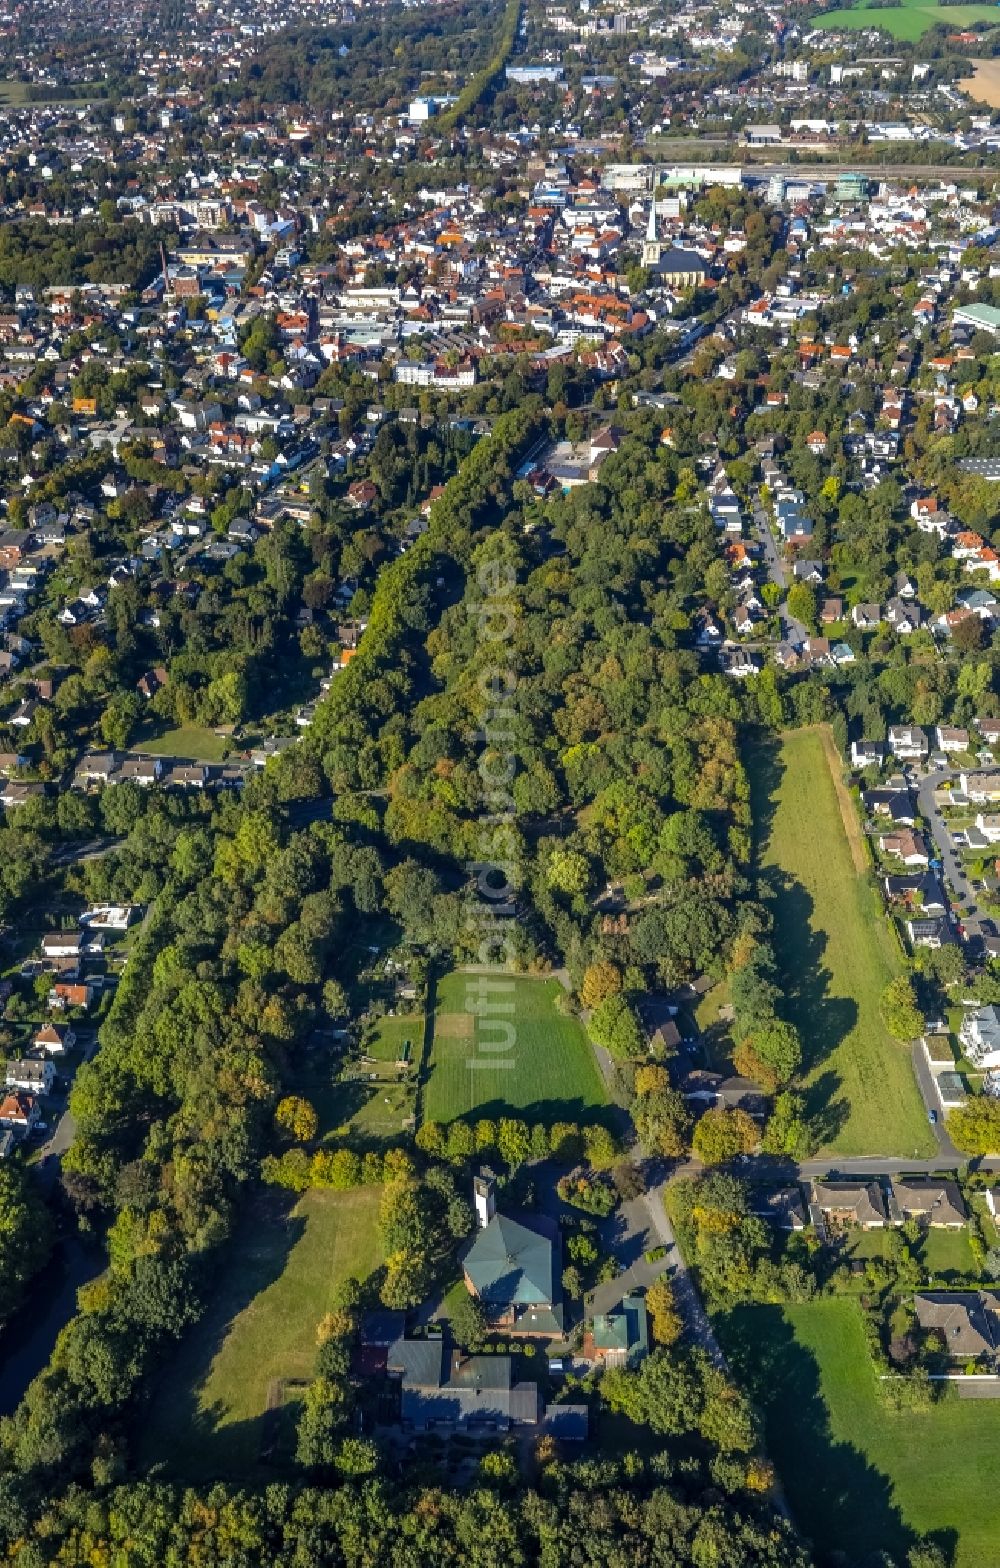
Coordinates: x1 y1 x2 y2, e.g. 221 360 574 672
424 971 608 1124
140 1186 382 1481
815 0 999 38
136 723 231 761
749 727 932 1156
716 1299 1000 1568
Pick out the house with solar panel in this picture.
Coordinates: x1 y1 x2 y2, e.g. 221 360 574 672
460 1172 563 1336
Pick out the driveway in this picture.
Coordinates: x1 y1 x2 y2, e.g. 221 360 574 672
586 1191 666 1319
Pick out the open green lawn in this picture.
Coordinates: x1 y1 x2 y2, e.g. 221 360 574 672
693 978 734 1073
749 729 933 1156
136 723 230 761
140 1187 382 1481
717 1299 1000 1568
361 1011 423 1063
846 1224 977 1280
0 81 109 104
815 0 999 39
422 971 608 1124
289 1053 417 1145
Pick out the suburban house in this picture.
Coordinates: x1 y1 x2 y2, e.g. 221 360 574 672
960 1005 1000 1069
888 725 929 760
32 1022 74 1054
975 813 1000 845
4 1057 55 1096
890 1179 967 1228
748 1187 808 1230
914 1292 1000 1358
0 1090 39 1134
864 789 915 825
936 726 970 754
907 917 953 950
48 981 96 1011
587 1292 650 1369
386 1339 542 1432
80 904 138 931
853 740 887 769
679 1070 769 1119
886 598 923 635
462 1175 562 1334
961 772 1000 804
810 1181 889 1228
40 931 84 961
879 830 930 867
884 873 946 914
851 603 882 631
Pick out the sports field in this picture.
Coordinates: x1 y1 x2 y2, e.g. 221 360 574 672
422 970 608 1124
717 1299 1000 1568
816 0 999 39
140 1187 382 1480
749 727 933 1155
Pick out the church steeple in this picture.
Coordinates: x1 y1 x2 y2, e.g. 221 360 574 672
642 197 662 268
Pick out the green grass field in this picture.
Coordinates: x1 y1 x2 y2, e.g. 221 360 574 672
422 971 608 1124
289 1055 417 1144
847 1224 977 1280
717 1299 1000 1568
136 724 230 761
362 1011 423 1063
140 1187 382 1481
749 729 933 1156
816 0 999 40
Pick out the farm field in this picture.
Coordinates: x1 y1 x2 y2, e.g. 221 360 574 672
716 1299 1000 1568
815 0 999 39
140 1187 382 1481
423 970 608 1124
958 57 1000 107
749 727 934 1156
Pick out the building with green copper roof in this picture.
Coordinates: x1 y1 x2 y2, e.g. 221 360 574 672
592 1292 650 1369
461 1209 562 1333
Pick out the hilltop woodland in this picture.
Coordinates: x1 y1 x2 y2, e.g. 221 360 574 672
0 404 822 1568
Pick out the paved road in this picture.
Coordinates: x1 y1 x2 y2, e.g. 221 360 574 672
669 1150 1000 1181
49 836 123 868
911 1039 961 1160
36 899 157 1182
752 505 808 646
642 1180 726 1368
916 765 990 940
35 1032 98 1189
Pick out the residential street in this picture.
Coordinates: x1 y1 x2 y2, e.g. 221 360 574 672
916 764 991 942
911 1039 962 1159
752 504 808 646
642 1182 726 1367
49 836 123 868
